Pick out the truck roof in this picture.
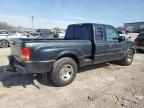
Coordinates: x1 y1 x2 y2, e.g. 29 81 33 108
69 23 113 27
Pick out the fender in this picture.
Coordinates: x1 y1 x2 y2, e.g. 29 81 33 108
56 49 82 60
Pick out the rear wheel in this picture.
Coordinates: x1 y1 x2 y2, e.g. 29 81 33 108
120 49 134 66
0 40 9 48
50 57 77 86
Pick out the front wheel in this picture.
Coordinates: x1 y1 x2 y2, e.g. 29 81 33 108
120 49 134 66
50 57 77 86
0 40 9 48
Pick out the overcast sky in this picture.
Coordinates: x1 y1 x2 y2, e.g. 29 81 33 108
0 0 144 28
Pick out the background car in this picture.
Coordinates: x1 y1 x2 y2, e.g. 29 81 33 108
57 31 65 39
117 31 131 40
36 29 59 39
8 31 28 38
0 30 9 48
0 30 33 48
135 32 144 51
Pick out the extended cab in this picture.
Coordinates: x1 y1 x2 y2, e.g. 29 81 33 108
9 23 136 86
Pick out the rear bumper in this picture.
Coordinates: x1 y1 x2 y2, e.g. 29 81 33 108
8 56 55 74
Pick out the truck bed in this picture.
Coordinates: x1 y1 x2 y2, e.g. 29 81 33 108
9 38 92 73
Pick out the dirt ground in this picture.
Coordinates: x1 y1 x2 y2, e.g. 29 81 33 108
0 48 144 108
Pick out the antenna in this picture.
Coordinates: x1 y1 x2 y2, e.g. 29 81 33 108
31 16 34 31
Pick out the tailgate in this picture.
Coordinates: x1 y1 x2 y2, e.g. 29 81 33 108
9 39 23 62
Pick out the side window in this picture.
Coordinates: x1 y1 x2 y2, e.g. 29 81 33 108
80 25 92 40
106 26 118 41
96 26 104 41
65 24 92 40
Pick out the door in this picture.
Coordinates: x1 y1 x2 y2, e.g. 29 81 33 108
105 26 125 61
94 25 107 64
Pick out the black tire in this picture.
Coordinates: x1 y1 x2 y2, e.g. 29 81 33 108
54 35 59 38
120 49 134 66
0 40 9 48
50 57 77 86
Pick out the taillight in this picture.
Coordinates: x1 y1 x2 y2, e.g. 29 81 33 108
21 48 31 61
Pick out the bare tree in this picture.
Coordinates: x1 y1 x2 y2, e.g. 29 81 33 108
116 26 124 31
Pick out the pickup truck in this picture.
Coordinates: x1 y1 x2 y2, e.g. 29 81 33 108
9 23 136 86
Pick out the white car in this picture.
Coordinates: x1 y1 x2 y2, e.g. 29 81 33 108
0 30 9 48
0 31 30 48
8 31 28 38
0 30 8 37
118 31 131 40
57 32 65 39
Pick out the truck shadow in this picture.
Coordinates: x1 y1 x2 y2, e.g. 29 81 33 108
0 65 41 89
0 63 116 88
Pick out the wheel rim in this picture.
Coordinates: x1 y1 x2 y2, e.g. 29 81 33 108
60 64 74 81
127 53 133 63
1 41 8 48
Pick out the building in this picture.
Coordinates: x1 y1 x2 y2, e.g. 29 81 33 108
124 22 144 33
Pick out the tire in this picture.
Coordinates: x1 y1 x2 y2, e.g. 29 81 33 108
50 57 77 86
120 49 134 66
54 35 59 38
0 40 9 48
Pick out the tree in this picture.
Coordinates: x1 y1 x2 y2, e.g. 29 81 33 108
116 26 124 31
0 22 29 31
0 22 9 29
54 27 61 32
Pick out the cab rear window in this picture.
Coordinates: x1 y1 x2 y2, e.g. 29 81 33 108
65 24 93 40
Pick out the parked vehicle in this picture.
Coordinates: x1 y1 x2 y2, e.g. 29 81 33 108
0 30 9 48
9 23 136 86
57 31 65 38
8 31 29 38
36 29 59 39
0 31 32 48
117 31 131 40
135 32 144 51
0 30 8 36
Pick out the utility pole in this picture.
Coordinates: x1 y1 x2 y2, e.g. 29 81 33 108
31 16 34 31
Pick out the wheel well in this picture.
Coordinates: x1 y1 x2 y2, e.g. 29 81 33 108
57 54 79 66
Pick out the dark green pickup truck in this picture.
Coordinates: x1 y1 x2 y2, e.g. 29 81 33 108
9 23 136 86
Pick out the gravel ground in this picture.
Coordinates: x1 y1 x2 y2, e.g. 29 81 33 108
0 48 144 108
